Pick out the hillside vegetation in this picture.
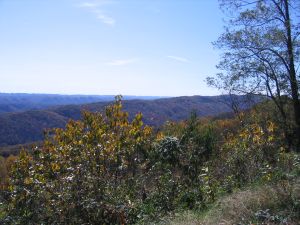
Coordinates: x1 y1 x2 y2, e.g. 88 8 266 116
0 93 162 114
0 97 299 224
0 95 259 148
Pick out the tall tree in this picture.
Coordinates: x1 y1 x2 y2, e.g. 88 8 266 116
208 0 300 149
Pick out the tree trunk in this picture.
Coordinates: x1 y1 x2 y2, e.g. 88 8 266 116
284 0 300 150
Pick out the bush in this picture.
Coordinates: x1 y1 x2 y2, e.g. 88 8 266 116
154 136 181 167
2 97 153 224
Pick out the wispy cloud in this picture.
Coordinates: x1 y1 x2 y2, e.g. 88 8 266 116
106 58 138 66
167 55 189 63
78 2 98 8
94 10 115 26
77 1 116 26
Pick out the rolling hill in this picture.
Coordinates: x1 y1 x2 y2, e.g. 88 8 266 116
0 93 163 114
0 95 261 148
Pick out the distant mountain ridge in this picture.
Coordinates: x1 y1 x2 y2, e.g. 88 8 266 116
0 95 262 147
0 93 164 113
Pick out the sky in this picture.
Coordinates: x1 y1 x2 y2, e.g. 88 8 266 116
0 0 224 96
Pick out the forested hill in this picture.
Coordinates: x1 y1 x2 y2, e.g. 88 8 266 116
0 95 260 147
0 93 162 113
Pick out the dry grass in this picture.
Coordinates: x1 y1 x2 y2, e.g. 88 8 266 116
161 178 300 225
146 211 203 225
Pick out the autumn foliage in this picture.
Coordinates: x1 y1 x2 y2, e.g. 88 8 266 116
0 97 299 224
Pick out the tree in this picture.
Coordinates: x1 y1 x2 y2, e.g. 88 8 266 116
207 0 300 149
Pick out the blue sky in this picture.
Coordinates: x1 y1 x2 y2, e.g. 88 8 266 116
0 0 224 96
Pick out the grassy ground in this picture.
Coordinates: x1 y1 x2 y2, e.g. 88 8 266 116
154 177 300 225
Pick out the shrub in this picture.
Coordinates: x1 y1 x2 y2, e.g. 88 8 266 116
154 136 181 167
2 97 153 224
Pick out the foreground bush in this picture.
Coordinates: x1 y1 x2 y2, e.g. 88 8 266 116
2 97 153 224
